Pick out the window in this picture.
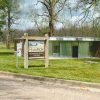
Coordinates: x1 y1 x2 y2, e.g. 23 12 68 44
53 46 60 53
52 41 60 56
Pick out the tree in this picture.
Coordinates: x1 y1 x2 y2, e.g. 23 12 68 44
76 0 100 25
0 0 7 40
0 0 6 28
0 0 20 48
36 0 68 36
5 0 20 48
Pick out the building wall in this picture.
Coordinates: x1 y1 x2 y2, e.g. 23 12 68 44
49 41 53 56
49 41 60 57
78 41 90 58
49 41 90 58
60 41 72 57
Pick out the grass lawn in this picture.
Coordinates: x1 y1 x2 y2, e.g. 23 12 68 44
0 44 100 83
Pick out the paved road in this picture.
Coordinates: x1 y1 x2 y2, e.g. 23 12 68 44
0 76 100 100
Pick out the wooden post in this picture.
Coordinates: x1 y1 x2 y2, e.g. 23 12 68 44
14 40 16 51
24 33 28 69
45 34 49 68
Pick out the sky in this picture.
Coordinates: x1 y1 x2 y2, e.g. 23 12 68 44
11 0 79 30
12 0 35 30
12 0 100 30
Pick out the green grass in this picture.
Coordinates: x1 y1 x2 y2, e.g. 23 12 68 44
0 44 100 83
0 44 14 53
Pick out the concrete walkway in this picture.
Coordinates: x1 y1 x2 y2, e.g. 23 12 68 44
0 73 100 100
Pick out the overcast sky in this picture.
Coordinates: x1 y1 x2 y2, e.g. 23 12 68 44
11 0 78 30
12 0 99 30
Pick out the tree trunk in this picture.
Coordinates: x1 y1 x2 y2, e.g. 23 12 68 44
6 34 10 49
48 1 54 37
49 20 54 37
6 7 11 49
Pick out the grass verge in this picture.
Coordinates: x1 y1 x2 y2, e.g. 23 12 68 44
0 44 100 83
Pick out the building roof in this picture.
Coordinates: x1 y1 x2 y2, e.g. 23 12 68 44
15 36 100 42
49 37 100 41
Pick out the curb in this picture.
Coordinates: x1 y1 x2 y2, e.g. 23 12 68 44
0 71 100 89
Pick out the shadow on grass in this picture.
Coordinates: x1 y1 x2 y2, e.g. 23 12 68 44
0 52 14 55
19 64 45 69
29 65 45 68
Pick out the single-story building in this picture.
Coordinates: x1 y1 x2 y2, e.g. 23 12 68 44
49 37 100 58
15 36 100 58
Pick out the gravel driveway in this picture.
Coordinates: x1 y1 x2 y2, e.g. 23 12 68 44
0 74 100 100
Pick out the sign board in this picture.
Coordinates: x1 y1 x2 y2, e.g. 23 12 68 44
23 33 49 69
28 40 44 57
17 42 22 56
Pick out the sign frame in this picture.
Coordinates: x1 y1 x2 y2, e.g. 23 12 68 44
24 34 49 69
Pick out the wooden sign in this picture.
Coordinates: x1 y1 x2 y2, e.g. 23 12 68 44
28 40 44 57
16 42 22 57
24 33 49 69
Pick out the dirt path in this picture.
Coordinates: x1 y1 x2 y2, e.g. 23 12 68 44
0 75 100 100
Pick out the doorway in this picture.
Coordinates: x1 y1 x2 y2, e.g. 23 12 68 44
90 41 100 57
72 46 78 58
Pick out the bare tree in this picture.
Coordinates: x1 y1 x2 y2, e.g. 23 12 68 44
76 0 100 24
36 0 68 36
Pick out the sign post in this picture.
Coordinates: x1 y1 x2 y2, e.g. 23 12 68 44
16 51 19 68
23 33 49 69
16 42 22 68
45 34 49 68
24 34 28 69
